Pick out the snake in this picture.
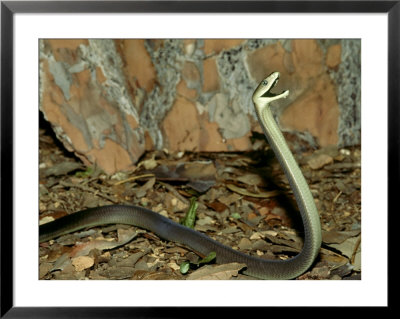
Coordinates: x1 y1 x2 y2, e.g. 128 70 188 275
40 72 322 279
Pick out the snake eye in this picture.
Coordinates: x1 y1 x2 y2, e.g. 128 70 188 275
262 79 268 86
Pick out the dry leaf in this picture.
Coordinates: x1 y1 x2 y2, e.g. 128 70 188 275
307 154 334 170
249 232 264 240
237 173 265 186
43 161 84 177
149 162 216 192
181 161 216 178
113 173 155 186
69 228 141 257
206 201 229 213
39 262 53 279
39 216 55 225
196 216 215 226
319 248 349 270
226 184 280 198
136 177 156 197
72 256 94 272
238 238 252 250
167 261 181 271
327 235 361 260
138 154 158 170
187 263 246 280
51 253 72 272
322 230 360 244
218 192 242 206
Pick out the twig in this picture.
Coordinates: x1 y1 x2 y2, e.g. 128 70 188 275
351 235 361 264
113 174 155 186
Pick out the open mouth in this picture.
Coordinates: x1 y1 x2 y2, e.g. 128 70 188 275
252 72 289 104
261 74 283 98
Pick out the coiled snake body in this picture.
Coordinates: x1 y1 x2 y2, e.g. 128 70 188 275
40 72 322 279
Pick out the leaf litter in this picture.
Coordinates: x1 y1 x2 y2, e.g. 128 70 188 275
39 125 361 280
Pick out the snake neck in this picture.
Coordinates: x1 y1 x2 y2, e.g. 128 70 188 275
254 102 322 269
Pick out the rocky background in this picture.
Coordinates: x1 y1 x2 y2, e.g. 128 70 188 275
39 39 361 174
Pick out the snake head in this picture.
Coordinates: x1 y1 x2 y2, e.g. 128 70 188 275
252 72 289 108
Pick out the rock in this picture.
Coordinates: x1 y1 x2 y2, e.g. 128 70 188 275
40 39 360 174
308 153 334 170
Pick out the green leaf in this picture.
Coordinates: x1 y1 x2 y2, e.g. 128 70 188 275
180 197 198 229
75 166 94 178
180 252 217 276
231 212 241 219
180 261 190 274
184 188 201 196
197 251 216 265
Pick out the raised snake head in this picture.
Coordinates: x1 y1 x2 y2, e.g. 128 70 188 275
252 72 289 108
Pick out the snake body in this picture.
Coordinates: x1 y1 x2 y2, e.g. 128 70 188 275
40 72 321 279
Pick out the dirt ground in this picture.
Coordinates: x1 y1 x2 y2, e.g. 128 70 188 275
39 120 361 280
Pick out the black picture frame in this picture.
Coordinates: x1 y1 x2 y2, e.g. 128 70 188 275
1 1 396 316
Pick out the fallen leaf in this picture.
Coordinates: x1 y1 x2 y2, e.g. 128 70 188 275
100 266 136 280
261 230 278 237
136 177 156 198
187 180 216 193
206 201 229 213
72 256 94 272
168 261 181 271
149 162 216 192
118 228 143 243
220 226 240 234
69 228 142 257
42 161 84 177
167 195 188 212
236 173 265 186
330 263 354 278
116 251 149 267
53 263 83 280
263 231 302 251
138 154 158 170
217 192 242 206
181 161 216 178
150 164 186 181
39 262 53 279
113 173 155 186
322 230 361 244
51 253 72 271
307 154 334 170
226 184 280 198
249 232 264 240
309 265 331 279
187 263 247 280
164 246 190 255
238 238 252 250
139 272 180 280
352 245 361 271
251 239 271 251
39 216 55 225
327 235 361 260
319 247 349 270
196 215 215 226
